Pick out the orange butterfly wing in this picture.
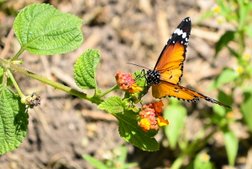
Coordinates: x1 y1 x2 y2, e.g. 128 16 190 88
154 17 191 84
152 81 200 100
155 43 186 84
152 81 229 108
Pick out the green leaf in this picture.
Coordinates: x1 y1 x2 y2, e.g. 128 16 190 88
245 24 252 38
13 3 83 55
237 0 251 30
193 153 214 169
227 46 240 59
211 107 228 128
212 91 232 127
98 96 124 114
99 97 158 151
241 88 252 131
213 104 226 117
213 68 238 88
83 154 108 169
0 85 28 155
134 71 148 93
215 31 235 56
133 71 147 88
74 49 100 89
224 130 238 166
115 110 159 152
164 101 187 149
218 90 233 106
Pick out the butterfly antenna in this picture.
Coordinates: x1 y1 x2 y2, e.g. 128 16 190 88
127 62 150 70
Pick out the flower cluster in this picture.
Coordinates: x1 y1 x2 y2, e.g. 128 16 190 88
115 72 142 93
138 101 169 132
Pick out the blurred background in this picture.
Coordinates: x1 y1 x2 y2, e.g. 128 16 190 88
0 0 252 168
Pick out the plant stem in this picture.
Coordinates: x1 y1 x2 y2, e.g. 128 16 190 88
2 71 8 86
0 58 89 100
11 47 25 61
99 84 119 97
238 30 245 55
6 69 25 98
170 154 186 169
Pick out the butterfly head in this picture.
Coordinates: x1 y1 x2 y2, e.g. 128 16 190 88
146 70 160 85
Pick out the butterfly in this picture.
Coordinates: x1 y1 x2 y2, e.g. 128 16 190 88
145 17 230 108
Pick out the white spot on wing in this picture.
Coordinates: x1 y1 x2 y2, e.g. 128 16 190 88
174 28 183 36
182 32 187 39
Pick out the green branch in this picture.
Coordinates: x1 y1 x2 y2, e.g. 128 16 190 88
11 47 25 61
0 58 89 100
6 69 25 98
99 85 119 97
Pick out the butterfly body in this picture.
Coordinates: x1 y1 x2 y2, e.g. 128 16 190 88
145 17 230 108
146 70 160 84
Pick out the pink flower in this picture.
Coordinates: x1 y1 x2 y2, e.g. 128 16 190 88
115 72 142 93
138 101 169 132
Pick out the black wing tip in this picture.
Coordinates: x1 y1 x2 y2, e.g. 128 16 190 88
180 17 191 30
204 97 231 109
166 17 192 46
183 17 191 22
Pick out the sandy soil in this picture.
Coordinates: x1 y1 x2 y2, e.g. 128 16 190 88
0 0 249 169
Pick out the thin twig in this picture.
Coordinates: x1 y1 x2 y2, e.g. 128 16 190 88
0 58 89 100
